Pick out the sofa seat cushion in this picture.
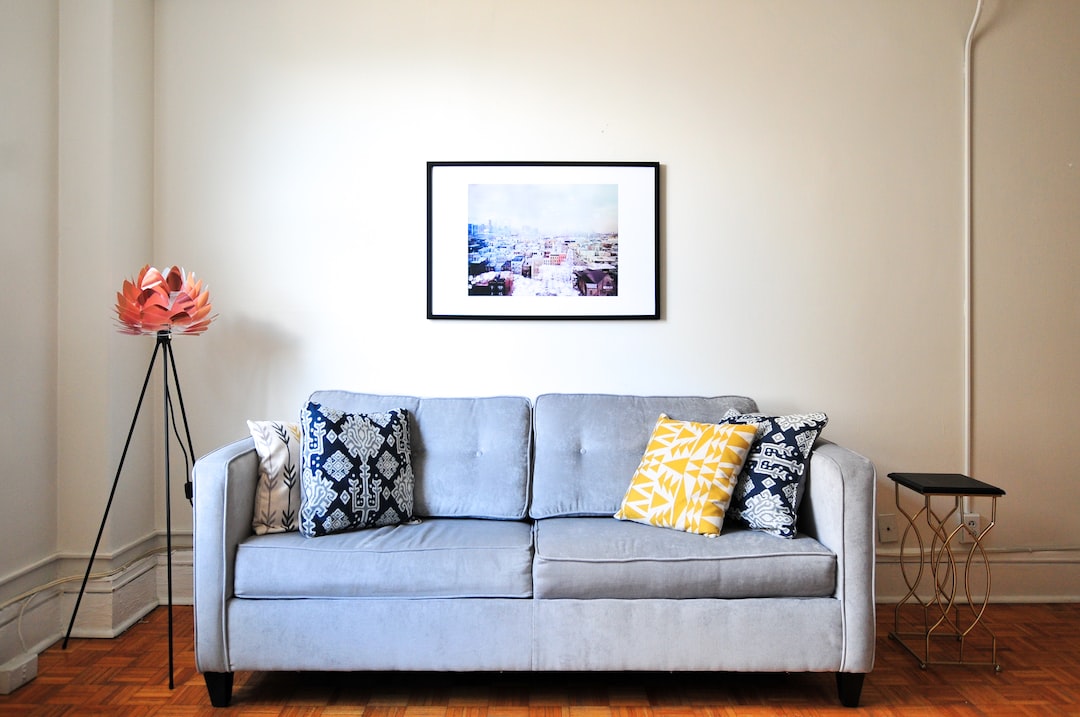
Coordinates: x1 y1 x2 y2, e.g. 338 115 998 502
234 518 534 599
532 517 836 599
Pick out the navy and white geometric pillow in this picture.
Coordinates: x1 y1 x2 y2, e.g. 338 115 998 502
723 411 828 539
299 402 415 538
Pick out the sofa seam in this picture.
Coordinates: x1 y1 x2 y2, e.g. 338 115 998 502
817 447 849 673
534 553 835 564
238 544 530 554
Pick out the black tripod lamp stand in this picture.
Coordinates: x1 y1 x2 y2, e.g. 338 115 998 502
63 265 214 690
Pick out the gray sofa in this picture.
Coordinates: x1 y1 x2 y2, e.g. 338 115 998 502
193 392 876 708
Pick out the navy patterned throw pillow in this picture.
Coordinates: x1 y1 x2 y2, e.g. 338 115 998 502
724 411 828 539
299 402 415 538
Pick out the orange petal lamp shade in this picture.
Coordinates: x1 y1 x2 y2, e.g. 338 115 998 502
115 264 215 336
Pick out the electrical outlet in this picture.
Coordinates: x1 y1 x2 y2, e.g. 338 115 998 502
960 513 982 544
0 653 37 694
878 513 899 543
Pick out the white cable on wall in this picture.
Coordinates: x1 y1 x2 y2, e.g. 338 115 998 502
0 545 191 653
963 0 983 481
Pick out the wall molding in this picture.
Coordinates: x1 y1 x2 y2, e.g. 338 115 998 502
0 531 193 691
876 548 1080 603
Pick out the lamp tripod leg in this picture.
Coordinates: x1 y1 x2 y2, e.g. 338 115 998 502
63 332 194 693
163 343 175 690
158 336 196 690
63 340 162 650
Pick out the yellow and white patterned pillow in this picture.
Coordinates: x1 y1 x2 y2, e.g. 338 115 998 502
614 415 758 536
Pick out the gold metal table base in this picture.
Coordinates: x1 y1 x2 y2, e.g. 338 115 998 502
887 474 1003 672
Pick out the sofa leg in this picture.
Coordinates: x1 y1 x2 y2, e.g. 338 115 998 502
204 672 234 707
836 672 865 708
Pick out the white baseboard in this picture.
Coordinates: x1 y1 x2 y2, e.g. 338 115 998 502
58 553 159 639
0 542 193 693
156 549 194 607
876 548 1080 603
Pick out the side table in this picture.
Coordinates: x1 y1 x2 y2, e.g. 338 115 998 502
887 472 1005 671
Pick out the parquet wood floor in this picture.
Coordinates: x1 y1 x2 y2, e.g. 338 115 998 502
1 603 1078 716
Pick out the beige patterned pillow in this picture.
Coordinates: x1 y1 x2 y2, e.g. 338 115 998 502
248 420 302 534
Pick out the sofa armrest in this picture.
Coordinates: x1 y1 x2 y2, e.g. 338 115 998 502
193 437 259 674
798 440 877 673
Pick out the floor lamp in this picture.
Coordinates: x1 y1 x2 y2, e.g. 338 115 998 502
63 265 214 690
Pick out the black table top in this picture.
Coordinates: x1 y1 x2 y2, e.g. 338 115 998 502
888 472 1005 496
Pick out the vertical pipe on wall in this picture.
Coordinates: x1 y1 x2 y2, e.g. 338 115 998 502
963 0 983 479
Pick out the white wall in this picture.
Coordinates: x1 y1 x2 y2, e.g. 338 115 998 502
1 2 159 664
56 0 157 560
972 3 1080 551
154 2 965 514
1 0 1077 624
0 0 59 589
156 0 969 468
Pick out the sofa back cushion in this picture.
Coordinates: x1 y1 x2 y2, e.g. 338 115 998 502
308 391 532 519
530 393 758 518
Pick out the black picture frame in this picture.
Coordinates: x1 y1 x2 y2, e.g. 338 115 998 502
427 161 660 320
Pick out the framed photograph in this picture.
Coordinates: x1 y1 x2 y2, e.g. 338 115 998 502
427 161 660 320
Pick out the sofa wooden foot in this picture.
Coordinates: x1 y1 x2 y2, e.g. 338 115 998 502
836 672 865 707
204 671 234 707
